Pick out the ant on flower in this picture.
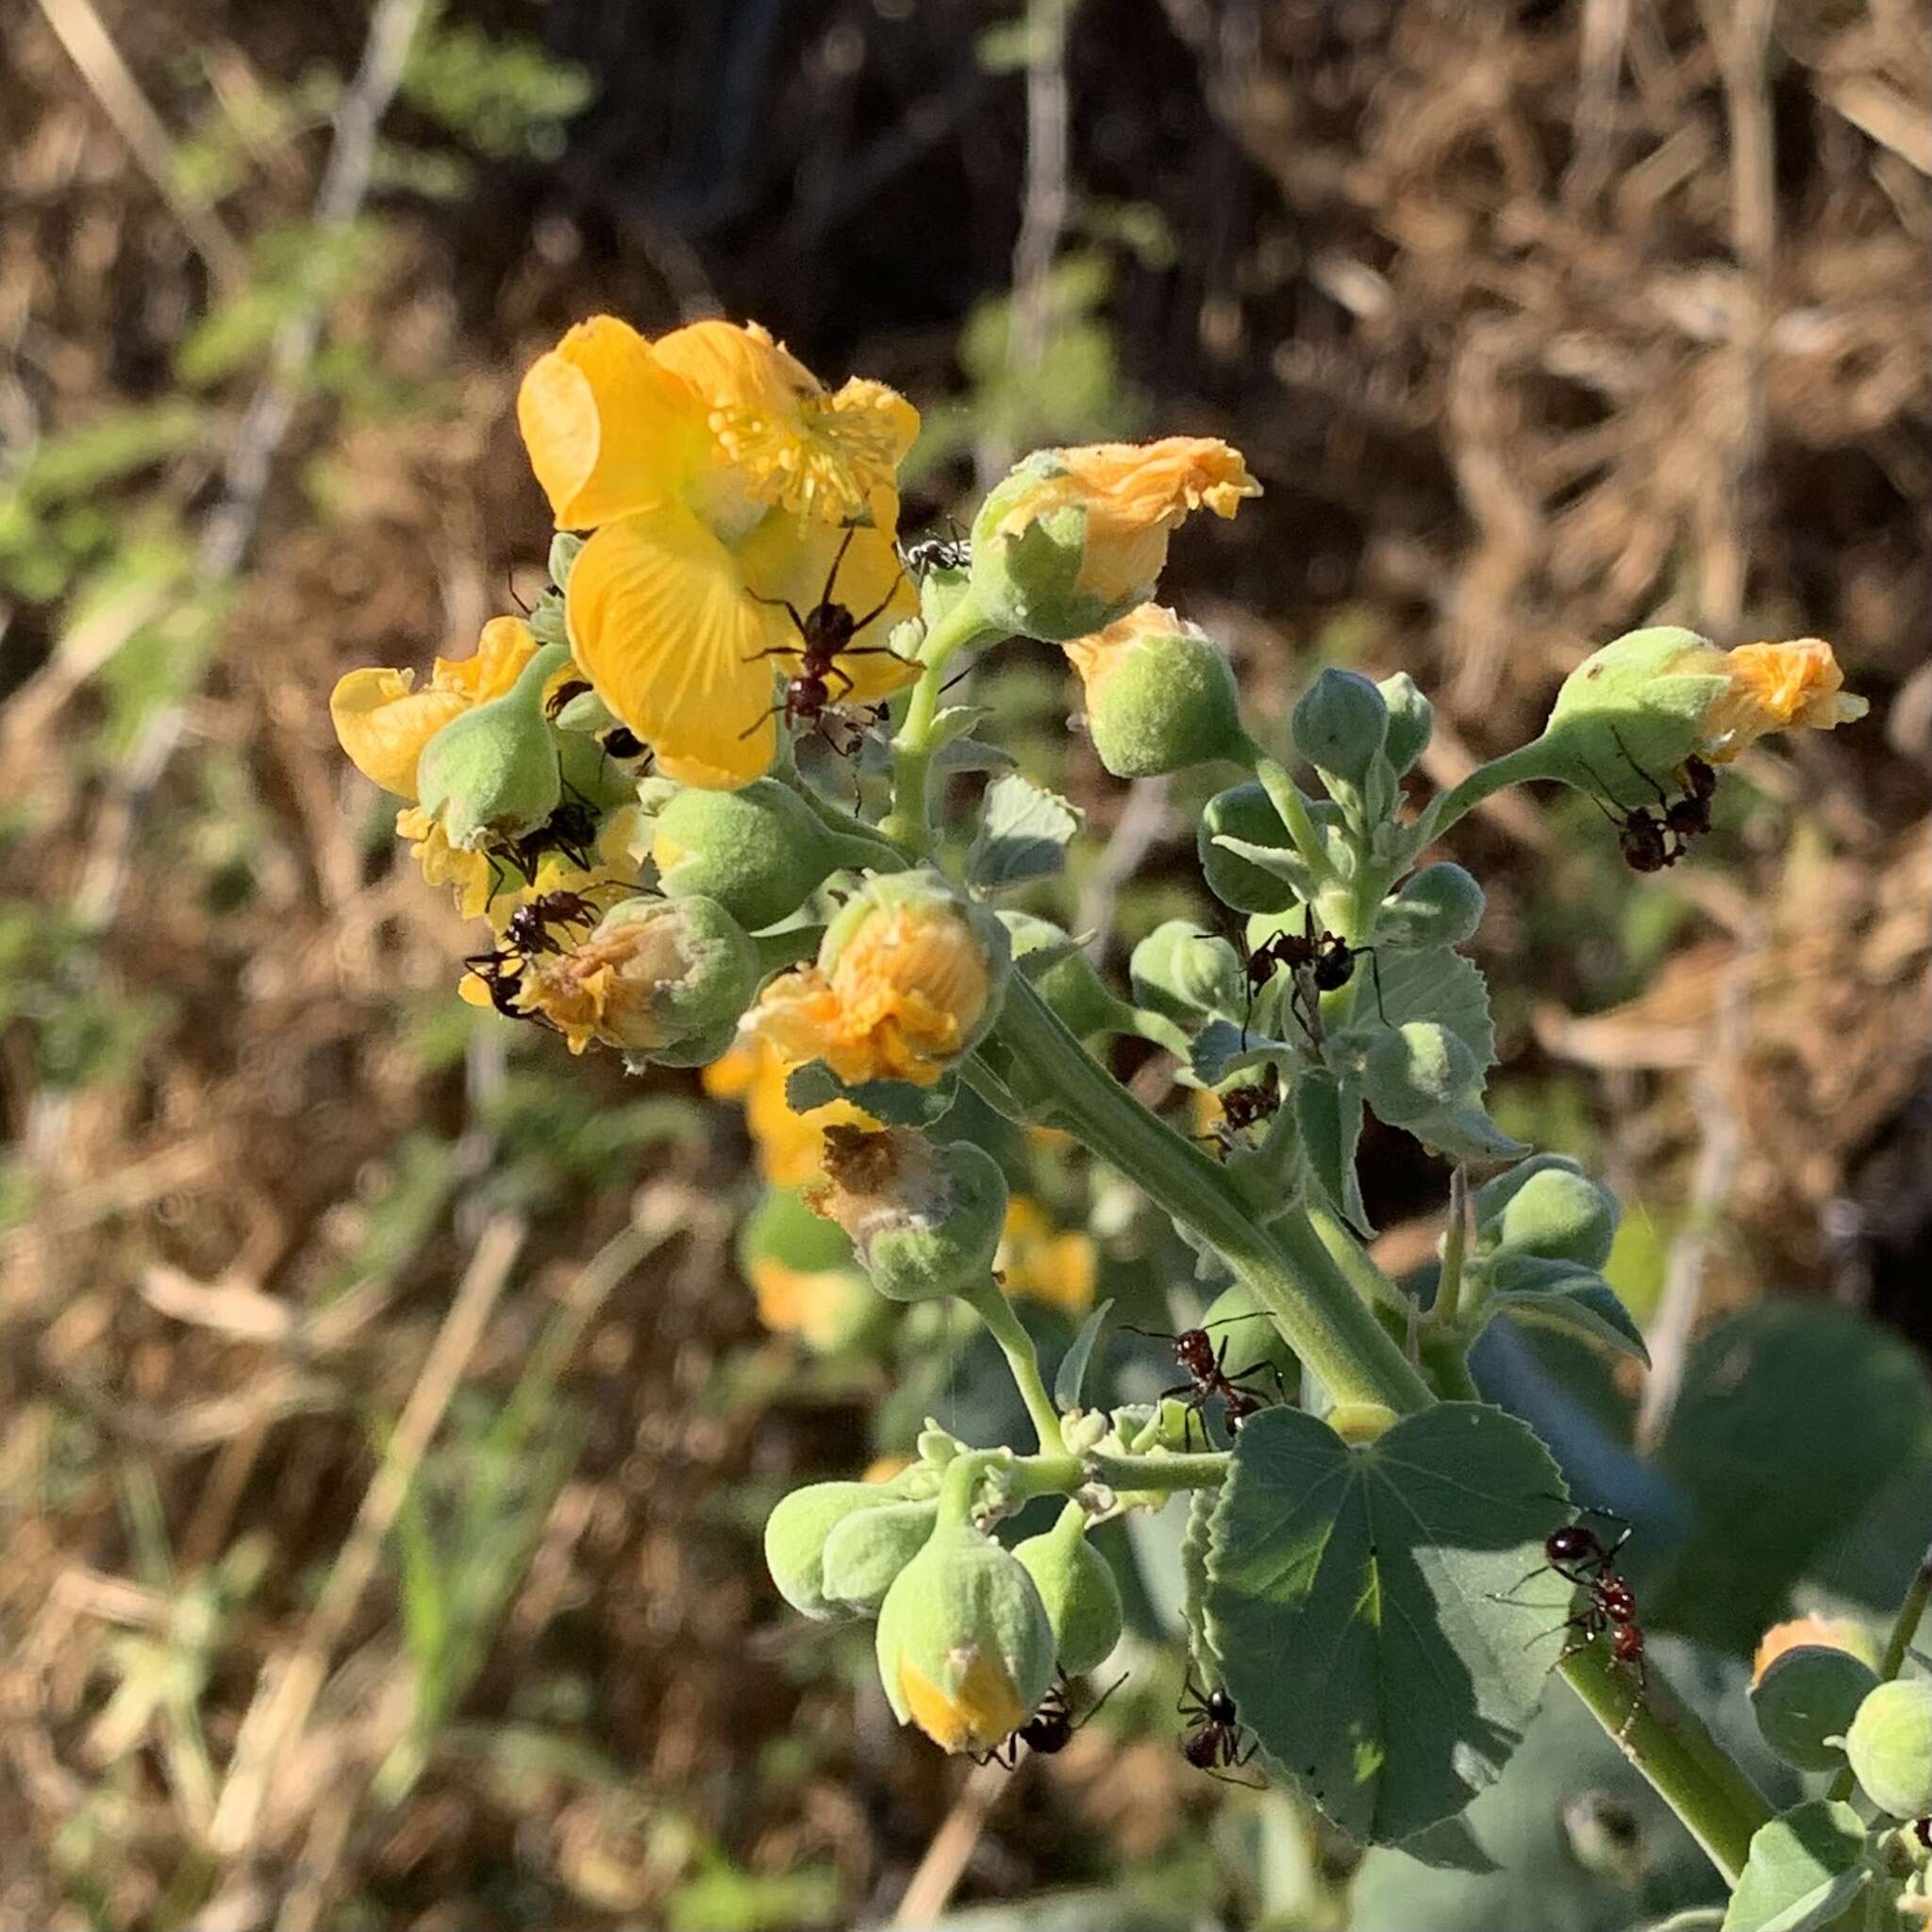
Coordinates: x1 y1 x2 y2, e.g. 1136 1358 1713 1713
969 1670 1127 1769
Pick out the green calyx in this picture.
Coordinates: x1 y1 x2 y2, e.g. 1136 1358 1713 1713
1752 1646 1880 1774
1362 1021 1524 1164
1377 863 1485 950
416 641 570 849
764 1479 910 1620
1377 672 1434 775
1292 668 1389 791
593 893 758 1064
651 779 857 931
1845 1678 1932 1817
1130 920 1242 1029
1473 1155 1620 1271
1537 625 1729 801
967 454 1124 642
821 1499 941 1614
1200 780 1307 914
814 1129 1009 1304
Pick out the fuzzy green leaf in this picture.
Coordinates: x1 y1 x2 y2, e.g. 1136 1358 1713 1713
1054 1298 1115 1410
1295 1064 1371 1238
1483 1262 1650 1365
1720 1801 1870 1932
966 774 1084 888
1363 945 1496 1071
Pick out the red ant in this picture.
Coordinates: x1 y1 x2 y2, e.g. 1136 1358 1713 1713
1178 1670 1264 1786
1494 1506 1648 1724
462 890 605 1020
970 1670 1126 1769
1123 1311 1287 1447
741 523 911 740
1201 1064 1281 1151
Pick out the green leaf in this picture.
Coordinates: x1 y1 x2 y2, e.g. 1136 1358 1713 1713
1484 1262 1651 1366
1294 1064 1371 1237
1720 1801 1870 1932
1364 946 1496 1071
1189 1019 1287 1087
931 735 1018 778
785 1061 958 1128
1651 1304 1932 1653
1209 833 1318 905
1203 1403 1567 1842
1054 1298 1115 1410
927 704 991 749
966 774 1084 890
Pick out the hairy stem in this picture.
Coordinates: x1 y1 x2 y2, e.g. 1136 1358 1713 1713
963 1278 1066 1455
1831 1537 1932 1802
882 596 1002 853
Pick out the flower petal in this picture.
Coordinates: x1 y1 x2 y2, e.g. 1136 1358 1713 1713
431 615 540 702
517 316 701 529
330 668 468 799
1700 637 1869 762
566 505 787 789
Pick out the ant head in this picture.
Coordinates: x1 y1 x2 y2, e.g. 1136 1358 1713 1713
1546 1524 1601 1565
802 604 858 658
1206 1688 1238 1724
1618 817 1671 872
1683 756 1718 802
1174 1329 1217 1374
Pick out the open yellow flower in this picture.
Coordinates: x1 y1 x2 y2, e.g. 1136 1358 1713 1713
1695 638 1868 762
746 900 993 1088
517 315 920 789
330 616 539 800
996 1197 1097 1315
702 1031 878 1187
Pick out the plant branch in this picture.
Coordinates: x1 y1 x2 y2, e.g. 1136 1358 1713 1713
962 1280 1066 1455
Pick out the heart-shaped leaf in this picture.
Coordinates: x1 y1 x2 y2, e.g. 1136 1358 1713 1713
1203 1402 1567 1842
1721 1800 1870 1932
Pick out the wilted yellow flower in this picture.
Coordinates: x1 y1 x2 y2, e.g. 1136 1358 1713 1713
1751 1614 1878 1686
701 1031 877 1187
747 900 993 1088
430 802 641 930
1695 638 1868 762
517 315 919 789
331 616 539 800
997 1197 1097 1315
996 438 1258 607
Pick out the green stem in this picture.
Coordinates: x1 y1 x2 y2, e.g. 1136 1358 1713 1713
981 976 1432 1414
1830 1538 1932 1801
1434 1166 1469 1324
1248 749 1335 885
963 1279 1066 1454
751 924 824 977
881 596 1002 854
1008 1449 1230 1500
1558 1644 1773 1885
1415 740 1559 845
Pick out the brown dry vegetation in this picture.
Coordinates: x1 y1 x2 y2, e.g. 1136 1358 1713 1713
2 0 1928 1924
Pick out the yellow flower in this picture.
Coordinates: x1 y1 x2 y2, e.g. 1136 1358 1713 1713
998 438 1259 606
701 1031 877 1187
745 1255 869 1350
997 1197 1097 1315
431 802 641 930
746 901 992 1088
1751 1614 1878 1686
898 1647 1031 1756
330 616 539 799
517 315 919 790
1694 638 1868 763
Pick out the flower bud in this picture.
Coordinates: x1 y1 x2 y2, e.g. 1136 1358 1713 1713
969 439 1260 642
1754 1615 1882 1680
764 1480 906 1620
1001 912 1133 1041
747 872 1008 1090
1477 1160 1620 1272
821 1499 941 1614
1199 781 1302 915
808 1125 1008 1303
1752 1646 1880 1774
1291 669 1389 790
416 642 570 849
513 893 756 1058
874 1520 1057 1754
1129 920 1242 1027
1377 672 1434 775
1377 863 1485 950
1845 1680 1932 1818
1014 1508 1124 1675
652 780 858 931
1064 604 1247 777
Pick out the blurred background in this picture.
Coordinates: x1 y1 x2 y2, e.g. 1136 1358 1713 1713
4 0 1929 1925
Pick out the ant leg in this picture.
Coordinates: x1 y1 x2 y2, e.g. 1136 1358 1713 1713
742 641 805 664
817 523 859 608
743 591 809 638
827 662 857 695
1225 1359 1290 1404
1358 946 1390 1025
1609 727 1671 808
847 566 908 636
738 701 788 741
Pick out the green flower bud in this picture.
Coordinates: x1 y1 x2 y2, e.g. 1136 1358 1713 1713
1001 912 1133 1041
1129 920 1242 1027
416 642 569 849
1378 672 1435 775
809 1126 1008 1303
1480 1162 1621 1271
1377 863 1485 950
764 1480 904 1620
1065 605 1247 777
1202 1281 1297 1394
1291 669 1389 790
821 1499 941 1614
652 780 861 930
1362 1021 1524 1162
552 687 616 736
1200 781 1302 915
549 530 584 587
1752 1647 1880 1774
556 722 642 812
875 1519 1057 1753
1014 1508 1124 1675
1845 1680 1932 1817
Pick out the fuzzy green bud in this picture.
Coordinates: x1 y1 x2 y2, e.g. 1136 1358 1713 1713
652 780 858 930
1129 920 1242 1028
1202 1281 1297 1394
549 531 584 587
1291 669 1389 790
415 641 568 849
1377 863 1485 950
1479 1161 1621 1272
1536 625 1727 798
1014 1508 1124 1675
1362 1021 1524 1162
1065 605 1246 777
821 1499 941 1614
1378 672 1434 774
1199 780 1303 915
1001 912 1134 1041
875 1519 1057 1754
1845 1680 1932 1817
809 1126 1008 1303
1752 1647 1880 1774
764 1480 906 1620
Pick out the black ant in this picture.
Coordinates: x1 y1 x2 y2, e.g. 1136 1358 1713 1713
484 794 602 901
741 522 911 739
902 522 970 575
462 890 604 1021
970 1671 1126 1769
1201 1064 1281 1150
1123 1311 1286 1447
1178 1670 1264 1786
542 677 652 767
1233 921 1385 1045
1580 734 1719 874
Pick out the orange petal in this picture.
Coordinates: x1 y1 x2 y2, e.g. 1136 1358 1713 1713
330 668 468 799
517 316 701 529
565 505 786 789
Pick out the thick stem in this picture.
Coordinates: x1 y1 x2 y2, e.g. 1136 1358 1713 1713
881 597 1003 853
963 1278 1066 1455
1558 1644 1773 1885
1008 1449 1229 1500
980 976 1432 1414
